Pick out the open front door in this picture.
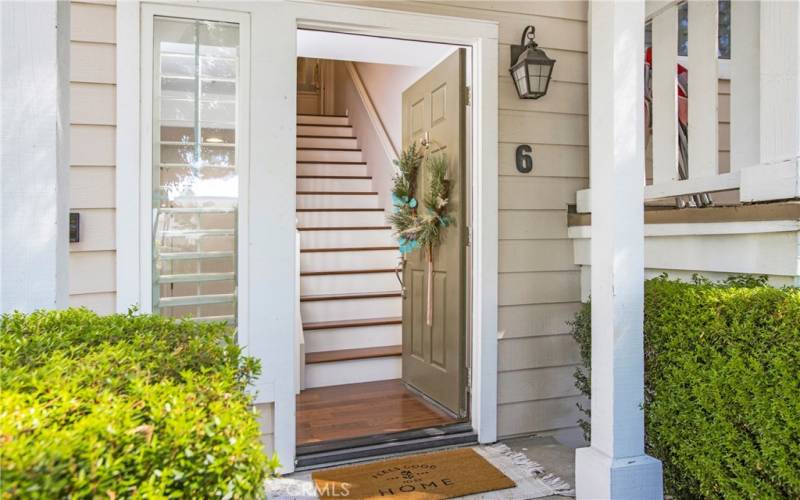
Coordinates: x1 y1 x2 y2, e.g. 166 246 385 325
401 48 467 417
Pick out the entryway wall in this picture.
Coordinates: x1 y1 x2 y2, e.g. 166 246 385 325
331 60 428 211
76 0 590 465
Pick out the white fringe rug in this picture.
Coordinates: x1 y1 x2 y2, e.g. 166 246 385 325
265 443 574 499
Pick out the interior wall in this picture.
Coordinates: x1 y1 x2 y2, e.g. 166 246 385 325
333 60 429 211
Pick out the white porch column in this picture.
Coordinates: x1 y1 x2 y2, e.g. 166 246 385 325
0 1 70 312
575 1 663 498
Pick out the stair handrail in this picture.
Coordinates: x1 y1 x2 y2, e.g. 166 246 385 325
344 61 399 169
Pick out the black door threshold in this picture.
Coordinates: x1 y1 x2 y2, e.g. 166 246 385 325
295 423 476 470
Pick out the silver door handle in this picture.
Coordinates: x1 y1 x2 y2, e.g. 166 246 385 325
395 256 406 298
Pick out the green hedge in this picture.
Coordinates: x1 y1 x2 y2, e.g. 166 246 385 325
1 308 268 498
571 276 800 499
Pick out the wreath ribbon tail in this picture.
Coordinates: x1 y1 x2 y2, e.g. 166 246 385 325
426 244 433 327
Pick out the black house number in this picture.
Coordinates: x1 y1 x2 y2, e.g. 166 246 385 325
515 145 533 173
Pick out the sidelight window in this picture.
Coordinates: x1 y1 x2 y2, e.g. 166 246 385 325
151 17 240 325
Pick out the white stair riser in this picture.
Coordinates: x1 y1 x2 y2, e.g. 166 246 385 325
297 211 385 228
297 136 358 149
300 249 398 272
298 115 350 126
296 178 372 192
300 229 395 249
297 194 379 209
297 149 363 163
305 324 401 353
301 272 399 295
305 357 401 388
297 163 367 177
297 125 353 137
301 296 400 323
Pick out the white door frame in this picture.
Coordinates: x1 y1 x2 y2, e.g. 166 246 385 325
117 0 498 473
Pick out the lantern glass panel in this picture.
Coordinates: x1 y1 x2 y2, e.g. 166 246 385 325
528 62 551 94
513 64 528 94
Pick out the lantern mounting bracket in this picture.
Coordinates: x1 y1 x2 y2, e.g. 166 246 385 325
510 25 537 63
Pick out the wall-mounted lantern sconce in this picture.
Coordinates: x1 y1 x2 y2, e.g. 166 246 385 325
509 26 556 99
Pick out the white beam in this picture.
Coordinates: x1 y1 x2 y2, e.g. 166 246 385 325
688 0 719 179
741 1 800 202
730 0 760 172
760 0 800 165
576 1 663 498
651 4 679 184
0 0 69 312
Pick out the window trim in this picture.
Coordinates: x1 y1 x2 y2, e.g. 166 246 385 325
118 3 251 337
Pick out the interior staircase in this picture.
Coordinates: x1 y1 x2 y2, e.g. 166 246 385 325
296 113 402 389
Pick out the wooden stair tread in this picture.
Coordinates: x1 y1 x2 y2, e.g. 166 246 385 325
303 316 402 331
296 124 352 128
296 135 356 139
300 291 401 302
306 345 402 364
296 191 377 195
296 208 383 212
297 226 390 231
298 113 349 118
296 175 372 179
297 161 366 165
300 246 398 253
297 147 362 152
301 268 395 276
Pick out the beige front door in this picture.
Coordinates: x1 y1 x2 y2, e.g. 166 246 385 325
401 48 467 417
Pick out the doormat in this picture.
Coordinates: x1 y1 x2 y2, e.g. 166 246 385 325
312 447 513 499
264 444 575 499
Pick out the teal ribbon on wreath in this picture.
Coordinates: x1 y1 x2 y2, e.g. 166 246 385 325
392 193 417 209
398 237 420 254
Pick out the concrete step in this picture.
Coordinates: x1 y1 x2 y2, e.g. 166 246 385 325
299 227 395 249
296 176 372 192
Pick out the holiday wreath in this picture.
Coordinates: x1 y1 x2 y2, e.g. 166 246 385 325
388 142 454 325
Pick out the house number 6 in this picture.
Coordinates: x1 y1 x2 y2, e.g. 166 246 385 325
515 145 533 173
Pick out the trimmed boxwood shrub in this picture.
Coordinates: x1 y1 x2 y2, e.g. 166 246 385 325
571 276 800 499
1 308 268 498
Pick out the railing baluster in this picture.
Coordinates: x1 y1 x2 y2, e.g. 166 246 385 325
730 0 760 171
688 0 719 178
652 4 680 184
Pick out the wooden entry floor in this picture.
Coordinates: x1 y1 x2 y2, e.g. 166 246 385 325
296 379 459 445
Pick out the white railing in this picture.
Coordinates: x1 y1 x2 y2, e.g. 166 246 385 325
578 0 800 213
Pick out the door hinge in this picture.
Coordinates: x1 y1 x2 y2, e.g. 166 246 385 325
466 226 472 247
464 86 471 106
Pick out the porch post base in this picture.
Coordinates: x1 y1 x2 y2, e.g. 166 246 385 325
575 446 663 500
